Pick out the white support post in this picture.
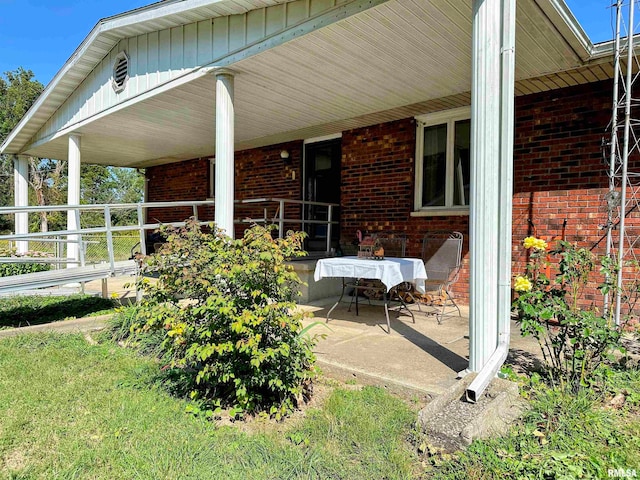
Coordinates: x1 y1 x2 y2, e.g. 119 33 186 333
67 134 82 267
13 155 29 254
468 0 515 374
214 70 235 238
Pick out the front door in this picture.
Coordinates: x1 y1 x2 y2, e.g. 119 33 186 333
304 138 341 252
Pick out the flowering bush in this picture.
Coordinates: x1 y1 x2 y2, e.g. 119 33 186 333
512 237 623 391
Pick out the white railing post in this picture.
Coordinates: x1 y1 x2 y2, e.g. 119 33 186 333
55 235 61 270
74 208 84 267
326 205 333 253
137 204 146 256
104 205 115 272
279 200 285 239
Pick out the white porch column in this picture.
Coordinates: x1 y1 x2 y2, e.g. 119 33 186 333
468 0 516 374
67 134 82 266
13 155 29 254
214 69 235 238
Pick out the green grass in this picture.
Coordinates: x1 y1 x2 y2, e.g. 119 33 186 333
0 295 115 328
0 333 418 479
2 331 639 479
84 234 140 262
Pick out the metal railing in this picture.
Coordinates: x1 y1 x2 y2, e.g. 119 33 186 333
235 197 339 253
0 197 339 272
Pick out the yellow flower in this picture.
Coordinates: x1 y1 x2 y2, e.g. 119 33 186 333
523 236 547 251
514 276 532 292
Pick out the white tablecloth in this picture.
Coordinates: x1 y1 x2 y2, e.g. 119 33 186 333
314 256 427 293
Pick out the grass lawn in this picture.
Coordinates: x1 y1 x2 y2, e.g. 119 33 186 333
1 332 639 479
0 295 115 329
0 333 418 479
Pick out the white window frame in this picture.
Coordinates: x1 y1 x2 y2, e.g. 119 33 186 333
412 106 471 217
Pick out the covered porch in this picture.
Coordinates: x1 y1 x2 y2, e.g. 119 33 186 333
0 0 597 399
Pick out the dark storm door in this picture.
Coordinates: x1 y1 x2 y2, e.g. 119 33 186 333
304 139 341 251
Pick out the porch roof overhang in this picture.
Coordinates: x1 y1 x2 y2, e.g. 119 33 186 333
0 0 613 168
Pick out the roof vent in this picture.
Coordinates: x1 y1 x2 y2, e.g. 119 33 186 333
112 51 129 93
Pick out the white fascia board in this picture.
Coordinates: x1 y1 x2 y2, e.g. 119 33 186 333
534 0 593 62
589 34 640 62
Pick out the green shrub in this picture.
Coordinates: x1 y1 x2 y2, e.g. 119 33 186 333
0 248 53 277
0 262 51 277
134 220 316 418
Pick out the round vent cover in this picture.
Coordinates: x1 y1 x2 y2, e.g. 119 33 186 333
112 52 129 93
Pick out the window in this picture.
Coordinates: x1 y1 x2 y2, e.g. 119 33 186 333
414 107 471 215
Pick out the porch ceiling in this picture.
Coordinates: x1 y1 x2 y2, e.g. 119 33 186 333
22 0 589 167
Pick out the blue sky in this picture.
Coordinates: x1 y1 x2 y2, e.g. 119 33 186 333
0 0 622 87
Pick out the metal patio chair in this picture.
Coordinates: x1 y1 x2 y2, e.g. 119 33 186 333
348 233 409 312
418 231 463 324
374 233 407 258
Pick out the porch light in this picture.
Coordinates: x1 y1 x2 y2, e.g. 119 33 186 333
280 150 290 160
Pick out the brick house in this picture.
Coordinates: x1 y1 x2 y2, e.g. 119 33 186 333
0 0 624 390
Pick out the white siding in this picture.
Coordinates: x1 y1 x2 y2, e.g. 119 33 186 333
33 0 342 145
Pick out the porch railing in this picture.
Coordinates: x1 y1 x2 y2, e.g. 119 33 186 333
0 197 339 273
235 197 339 253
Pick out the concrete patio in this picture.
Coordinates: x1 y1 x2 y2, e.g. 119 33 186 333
299 297 540 399
1 275 542 400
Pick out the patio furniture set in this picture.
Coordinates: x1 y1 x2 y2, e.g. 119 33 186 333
314 231 464 333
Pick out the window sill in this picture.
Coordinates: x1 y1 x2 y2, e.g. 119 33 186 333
411 207 470 217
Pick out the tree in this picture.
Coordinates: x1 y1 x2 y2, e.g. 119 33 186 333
28 158 67 233
0 68 44 231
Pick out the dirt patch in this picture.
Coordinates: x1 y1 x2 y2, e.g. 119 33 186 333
2 449 27 472
214 379 357 435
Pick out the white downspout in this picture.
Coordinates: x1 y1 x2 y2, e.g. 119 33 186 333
467 0 516 403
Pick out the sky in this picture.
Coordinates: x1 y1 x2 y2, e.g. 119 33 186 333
0 0 626 88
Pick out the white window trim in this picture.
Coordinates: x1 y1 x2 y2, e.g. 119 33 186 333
414 106 471 216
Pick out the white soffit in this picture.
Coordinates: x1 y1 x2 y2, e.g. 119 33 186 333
2 0 603 166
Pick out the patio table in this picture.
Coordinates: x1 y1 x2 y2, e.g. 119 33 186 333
314 256 427 333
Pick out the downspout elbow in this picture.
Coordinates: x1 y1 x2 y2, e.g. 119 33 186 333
465 332 509 403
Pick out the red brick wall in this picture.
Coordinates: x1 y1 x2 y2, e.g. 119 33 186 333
511 80 615 307
233 141 303 237
145 141 303 237
146 158 209 223
339 81 617 303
